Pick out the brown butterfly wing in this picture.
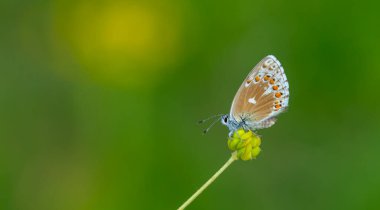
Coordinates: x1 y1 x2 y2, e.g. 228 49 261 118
230 55 289 129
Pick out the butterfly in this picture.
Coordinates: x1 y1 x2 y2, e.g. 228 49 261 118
219 55 289 134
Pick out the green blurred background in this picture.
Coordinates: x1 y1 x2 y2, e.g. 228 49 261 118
1 0 380 209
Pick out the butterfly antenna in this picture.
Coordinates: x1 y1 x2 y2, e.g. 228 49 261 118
202 117 221 135
198 114 224 124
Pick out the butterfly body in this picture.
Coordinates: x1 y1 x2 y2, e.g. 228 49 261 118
221 55 289 134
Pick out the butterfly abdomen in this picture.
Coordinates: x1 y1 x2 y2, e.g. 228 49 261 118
258 118 277 129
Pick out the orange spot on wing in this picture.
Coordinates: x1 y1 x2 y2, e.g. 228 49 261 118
272 85 278 90
275 92 282 98
269 78 275 84
255 76 260 82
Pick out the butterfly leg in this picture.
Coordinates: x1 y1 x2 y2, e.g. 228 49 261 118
228 131 234 138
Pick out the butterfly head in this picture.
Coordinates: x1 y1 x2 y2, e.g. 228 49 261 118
221 115 229 126
221 114 242 134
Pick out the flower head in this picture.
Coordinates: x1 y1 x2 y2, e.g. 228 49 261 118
227 129 262 161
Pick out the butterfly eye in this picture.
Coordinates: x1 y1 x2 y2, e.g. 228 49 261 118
224 117 228 123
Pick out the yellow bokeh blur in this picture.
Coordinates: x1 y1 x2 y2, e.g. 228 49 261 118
52 0 183 88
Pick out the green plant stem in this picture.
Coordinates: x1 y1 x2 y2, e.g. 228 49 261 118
178 152 238 210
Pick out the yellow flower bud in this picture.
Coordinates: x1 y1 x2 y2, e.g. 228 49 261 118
228 138 240 150
236 138 251 150
233 128 245 138
237 147 245 159
240 130 253 140
251 135 261 147
251 146 261 159
240 145 252 161
228 129 263 161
